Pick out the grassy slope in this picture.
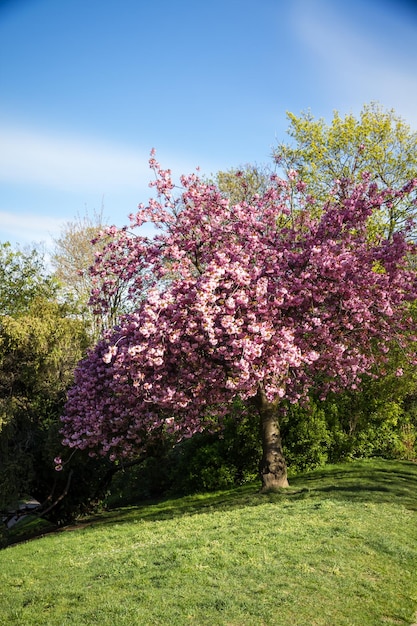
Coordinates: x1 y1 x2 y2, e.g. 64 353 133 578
0 459 416 626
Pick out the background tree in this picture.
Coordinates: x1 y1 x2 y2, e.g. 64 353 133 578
51 210 105 307
0 242 57 315
60 154 417 491
0 298 89 501
51 210 129 336
275 103 417 238
213 164 272 205
0 243 102 535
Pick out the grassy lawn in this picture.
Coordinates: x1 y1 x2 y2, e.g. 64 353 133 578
1 458 416 625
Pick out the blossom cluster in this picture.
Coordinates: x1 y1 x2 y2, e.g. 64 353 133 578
60 155 417 459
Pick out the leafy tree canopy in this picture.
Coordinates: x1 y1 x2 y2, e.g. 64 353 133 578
274 103 417 238
0 242 58 316
52 210 136 335
51 211 106 306
214 164 272 205
0 243 91 515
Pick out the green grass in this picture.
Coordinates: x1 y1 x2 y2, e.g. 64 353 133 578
1 459 416 625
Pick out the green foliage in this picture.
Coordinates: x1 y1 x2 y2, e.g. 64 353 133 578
107 405 261 505
0 296 91 511
51 210 114 338
213 164 272 204
51 211 105 306
0 243 101 531
0 242 58 316
169 405 261 494
277 362 415 473
275 102 417 237
281 401 331 471
51 210 136 336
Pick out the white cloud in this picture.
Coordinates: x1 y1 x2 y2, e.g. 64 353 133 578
0 125 152 193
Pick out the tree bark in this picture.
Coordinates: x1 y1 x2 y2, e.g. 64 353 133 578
255 385 289 491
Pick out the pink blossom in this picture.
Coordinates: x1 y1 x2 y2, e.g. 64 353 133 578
60 152 417 461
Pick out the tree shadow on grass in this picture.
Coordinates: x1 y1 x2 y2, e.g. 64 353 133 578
81 459 417 531
289 459 417 511
7 459 416 544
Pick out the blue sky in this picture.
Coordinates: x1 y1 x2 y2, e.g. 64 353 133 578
1 0 417 250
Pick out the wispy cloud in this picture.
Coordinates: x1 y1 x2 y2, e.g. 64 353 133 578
0 124 218 247
0 210 66 245
291 0 417 127
0 125 152 193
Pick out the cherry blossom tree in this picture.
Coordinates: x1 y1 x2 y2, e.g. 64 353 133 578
60 152 417 490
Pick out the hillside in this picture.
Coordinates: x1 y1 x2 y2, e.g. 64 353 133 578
1 459 416 625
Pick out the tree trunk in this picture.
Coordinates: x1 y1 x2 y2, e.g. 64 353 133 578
255 385 289 491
